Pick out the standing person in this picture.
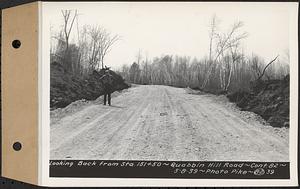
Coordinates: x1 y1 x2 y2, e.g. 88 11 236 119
100 70 114 106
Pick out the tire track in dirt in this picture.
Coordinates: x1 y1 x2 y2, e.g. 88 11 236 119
51 86 152 159
51 85 289 161
177 92 288 161
121 86 176 160
94 99 151 159
164 88 209 160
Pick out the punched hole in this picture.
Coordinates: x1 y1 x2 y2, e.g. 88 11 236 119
13 142 22 151
12 40 21 49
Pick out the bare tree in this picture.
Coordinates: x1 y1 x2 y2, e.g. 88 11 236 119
208 14 218 63
86 26 120 70
201 20 247 90
88 26 102 70
119 52 288 92
76 25 90 75
222 30 247 91
224 44 241 91
250 54 264 80
61 10 77 52
98 28 120 69
136 49 143 65
61 10 78 71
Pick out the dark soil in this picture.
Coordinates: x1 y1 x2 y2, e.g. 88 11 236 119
50 62 130 109
227 75 289 127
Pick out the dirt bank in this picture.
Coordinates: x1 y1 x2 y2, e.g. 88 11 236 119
50 62 130 109
227 75 289 127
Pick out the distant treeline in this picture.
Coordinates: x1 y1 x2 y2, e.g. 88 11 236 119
118 54 289 93
119 15 289 93
50 11 290 93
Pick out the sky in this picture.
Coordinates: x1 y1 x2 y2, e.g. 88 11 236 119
44 2 296 70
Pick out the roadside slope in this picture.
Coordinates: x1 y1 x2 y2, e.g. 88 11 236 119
51 62 129 109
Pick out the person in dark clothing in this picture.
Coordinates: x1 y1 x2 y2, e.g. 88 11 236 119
100 70 114 106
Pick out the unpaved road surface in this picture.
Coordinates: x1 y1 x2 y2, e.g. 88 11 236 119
51 85 289 161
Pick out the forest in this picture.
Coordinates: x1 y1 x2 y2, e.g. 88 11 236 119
118 52 289 93
118 15 289 93
51 12 289 94
51 10 120 75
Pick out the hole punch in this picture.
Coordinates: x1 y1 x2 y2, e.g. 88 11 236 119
13 142 22 151
12 40 21 49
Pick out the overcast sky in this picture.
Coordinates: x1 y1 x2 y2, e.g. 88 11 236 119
44 2 296 70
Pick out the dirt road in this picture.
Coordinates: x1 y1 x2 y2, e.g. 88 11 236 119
50 85 289 161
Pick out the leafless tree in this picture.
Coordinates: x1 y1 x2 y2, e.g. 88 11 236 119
208 14 218 63
61 10 77 52
201 20 247 90
250 54 264 80
136 49 143 65
98 28 120 69
61 10 78 71
87 25 120 70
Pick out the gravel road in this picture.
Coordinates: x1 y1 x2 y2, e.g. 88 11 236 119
50 85 289 161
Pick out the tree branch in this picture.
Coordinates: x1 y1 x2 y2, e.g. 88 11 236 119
257 55 279 80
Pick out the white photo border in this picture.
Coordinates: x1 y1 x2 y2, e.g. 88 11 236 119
40 1 298 187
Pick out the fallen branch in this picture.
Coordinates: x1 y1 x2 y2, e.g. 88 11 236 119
257 55 279 80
